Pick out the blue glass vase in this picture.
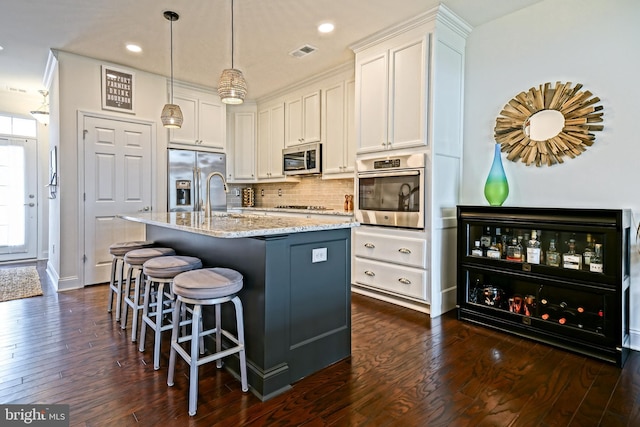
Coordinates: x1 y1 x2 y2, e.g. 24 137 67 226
484 144 509 206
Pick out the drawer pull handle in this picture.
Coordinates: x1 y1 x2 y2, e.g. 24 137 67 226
364 270 376 277
364 243 375 249
398 248 412 254
398 278 411 285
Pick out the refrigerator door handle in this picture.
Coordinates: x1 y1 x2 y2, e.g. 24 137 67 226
193 167 200 212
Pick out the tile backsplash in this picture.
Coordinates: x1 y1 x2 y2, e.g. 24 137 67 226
228 176 354 211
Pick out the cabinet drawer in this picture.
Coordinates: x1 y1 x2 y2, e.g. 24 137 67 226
354 230 426 268
354 257 426 300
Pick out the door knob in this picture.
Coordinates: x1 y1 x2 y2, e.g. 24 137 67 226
138 206 151 212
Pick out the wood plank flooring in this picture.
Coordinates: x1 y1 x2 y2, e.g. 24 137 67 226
1 261 640 426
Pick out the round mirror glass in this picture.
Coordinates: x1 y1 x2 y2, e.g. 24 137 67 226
523 109 565 141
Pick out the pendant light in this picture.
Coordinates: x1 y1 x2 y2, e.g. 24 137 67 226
30 90 50 126
161 11 183 128
218 0 247 104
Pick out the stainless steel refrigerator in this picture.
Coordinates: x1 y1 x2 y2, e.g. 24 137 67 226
168 149 227 212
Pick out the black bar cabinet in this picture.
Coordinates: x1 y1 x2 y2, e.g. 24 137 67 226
456 206 631 367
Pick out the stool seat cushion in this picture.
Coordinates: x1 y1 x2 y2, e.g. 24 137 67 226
143 256 202 279
109 240 154 256
173 268 243 300
124 247 175 265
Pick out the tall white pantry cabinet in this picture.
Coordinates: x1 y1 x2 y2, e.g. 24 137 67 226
350 5 471 317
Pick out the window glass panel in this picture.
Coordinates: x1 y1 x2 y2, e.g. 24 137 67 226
0 116 10 134
12 118 37 137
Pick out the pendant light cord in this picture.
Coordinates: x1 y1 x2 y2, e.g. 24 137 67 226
231 0 235 69
170 17 174 103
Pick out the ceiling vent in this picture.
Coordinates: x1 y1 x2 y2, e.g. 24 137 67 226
289 44 317 59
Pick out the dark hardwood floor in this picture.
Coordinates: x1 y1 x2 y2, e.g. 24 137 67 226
1 261 640 426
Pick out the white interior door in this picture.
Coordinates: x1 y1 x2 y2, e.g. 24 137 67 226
0 137 37 262
83 116 152 285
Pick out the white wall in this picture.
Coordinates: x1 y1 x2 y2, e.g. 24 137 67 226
51 51 169 290
461 0 640 347
0 89 50 262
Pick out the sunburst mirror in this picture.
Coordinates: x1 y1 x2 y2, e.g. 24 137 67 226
494 81 604 166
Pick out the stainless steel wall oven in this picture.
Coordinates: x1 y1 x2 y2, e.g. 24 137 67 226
355 153 425 229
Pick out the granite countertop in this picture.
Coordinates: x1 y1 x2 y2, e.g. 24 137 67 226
119 211 358 239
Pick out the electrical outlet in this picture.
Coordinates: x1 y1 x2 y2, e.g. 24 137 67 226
312 247 327 263
278 188 282 196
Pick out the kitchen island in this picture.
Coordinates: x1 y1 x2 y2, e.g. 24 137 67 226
120 211 357 400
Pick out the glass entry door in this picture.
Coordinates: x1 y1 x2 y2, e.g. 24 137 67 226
0 137 37 261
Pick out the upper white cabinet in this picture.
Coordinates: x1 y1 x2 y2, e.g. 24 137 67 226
355 36 427 153
257 103 286 180
285 90 321 146
323 80 356 176
169 86 226 151
228 110 256 182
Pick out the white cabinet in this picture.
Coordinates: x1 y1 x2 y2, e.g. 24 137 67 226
355 37 426 153
257 103 285 180
323 80 356 176
350 5 471 316
285 90 321 146
169 87 226 151
353 227 428 300
228 111 255 182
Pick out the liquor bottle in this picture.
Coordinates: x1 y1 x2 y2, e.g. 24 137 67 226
526 230 541 264
558 308 577 325
590 243 603 273
583 234 595 270
576 305 586 328
480 226 492 255
546 239 560 267
471 240 483 257
501 228 510 258
487 238 501 259
518 234 525 262
562 238 582 270
540 304 558 321
495 228 503 257
506 238 522 261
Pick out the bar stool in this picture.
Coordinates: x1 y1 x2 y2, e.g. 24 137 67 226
139 255 203 370
121 247 175 342
107 240 154 322
167 268 249 416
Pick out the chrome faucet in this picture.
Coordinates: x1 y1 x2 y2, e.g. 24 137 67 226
204 171 228 218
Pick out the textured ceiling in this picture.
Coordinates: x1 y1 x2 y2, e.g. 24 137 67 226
0 0 543 100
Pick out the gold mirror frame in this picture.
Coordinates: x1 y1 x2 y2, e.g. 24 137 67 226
494 81 604 166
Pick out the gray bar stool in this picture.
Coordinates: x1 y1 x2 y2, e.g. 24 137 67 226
139 255 203 370
107 240 154 322
167 268 249 416
121 247 175 342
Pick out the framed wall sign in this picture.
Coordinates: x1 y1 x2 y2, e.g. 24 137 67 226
101 66 135 113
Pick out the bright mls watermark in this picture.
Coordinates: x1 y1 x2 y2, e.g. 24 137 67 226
1 405 69 426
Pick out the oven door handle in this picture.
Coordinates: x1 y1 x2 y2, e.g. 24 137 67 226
356 170 420 179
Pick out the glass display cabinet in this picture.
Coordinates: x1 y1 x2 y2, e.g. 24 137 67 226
456 206 631 367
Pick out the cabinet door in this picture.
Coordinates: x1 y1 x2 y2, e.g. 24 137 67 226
232 112 255 181
357 52 388 153
286 98 303 146
389 38 426 149
198 98 226 150
344 79 356 173
323 82 346 175
257 109 271 179
169 93 198 145
302 90 321 143
269 104 285 178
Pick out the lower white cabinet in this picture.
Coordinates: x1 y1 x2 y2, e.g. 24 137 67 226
353 258 426 299
353 227 429 302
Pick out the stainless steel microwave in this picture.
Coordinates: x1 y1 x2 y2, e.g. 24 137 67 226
283 142 322 175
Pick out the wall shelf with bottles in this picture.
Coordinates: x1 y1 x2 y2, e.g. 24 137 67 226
456 206 631 367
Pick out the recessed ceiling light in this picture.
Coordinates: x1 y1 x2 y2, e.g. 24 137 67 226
126 44 142 53
0 45 4 51
318 22 335 33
